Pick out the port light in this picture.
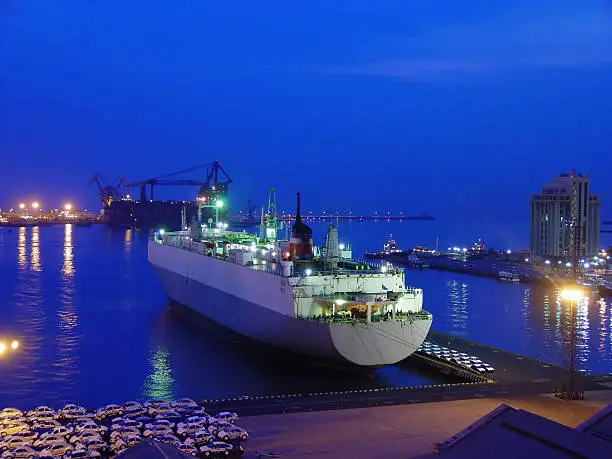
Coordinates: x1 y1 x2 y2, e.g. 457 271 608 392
566 262 572 268
0 343 5 355
583 262 590 269
18 203 25 209
64 204 72 211
11 340 18 350
216 200 224 208
561 289 583 302
339 244 345 250
32 202 40 209
305 269 312 276
159 229 165 236
381 265 387 273
335 299 346 305
545 260 551 265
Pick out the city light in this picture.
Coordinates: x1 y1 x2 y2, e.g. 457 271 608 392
18 203 25 209
305 269 312 276
0 343 5 355
64 203 72 211
159 229 165 236
583 262 590 269
506 249 512 254
339 244 345 250
216 200 224 208
10 340 18 350
32 202 39 209
335 299 346 306
545 260 551 265
561 288 584 302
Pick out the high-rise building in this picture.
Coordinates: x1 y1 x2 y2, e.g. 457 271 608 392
530 170 601 258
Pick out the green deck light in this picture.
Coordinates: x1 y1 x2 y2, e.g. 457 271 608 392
216 200 224 208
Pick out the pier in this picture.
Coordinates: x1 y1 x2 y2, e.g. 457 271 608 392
199 331 611 417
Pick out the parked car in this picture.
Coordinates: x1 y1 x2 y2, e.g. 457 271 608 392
143 399 167 409
148 403 174 416
0 424 29 438
122 401 142 411
110 435 141 453
25 407 55 420
184 430 215 447
213 412 238 424
171 398 198 409
65 449 101 459
46 425 74 439
30 420 60 432
33 434 66 449
142 425 173 439
0 446 37 459
111 419 141 432
0 436 32 450
109 427 140 443
124 406 148 419
74 422 107 436
75 438 109 454
158 410 181 420
94 404 123 421
176 442 198 457
154 434 180 448
144 419 174 430
0 411 23 424
69 431 102 446
39 442 74 457
199 441 232 457
206 421 233 436
11 431 37 443
60 408 88 421
177 422 207 438
0 409 22 417
217 426 248 442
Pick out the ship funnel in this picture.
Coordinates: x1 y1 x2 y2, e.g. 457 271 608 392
325 225 340 270
290 192 313 260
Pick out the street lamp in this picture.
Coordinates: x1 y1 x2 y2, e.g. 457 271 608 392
215 200 224 226
31 202 39 210
64 204 72 211
18 203 25 210
557 287 584 400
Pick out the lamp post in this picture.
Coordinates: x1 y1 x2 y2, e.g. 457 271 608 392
215 200 224 227
558 288 584 400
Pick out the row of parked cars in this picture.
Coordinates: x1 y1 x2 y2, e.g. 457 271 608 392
0 398 248 458
418 341 495 373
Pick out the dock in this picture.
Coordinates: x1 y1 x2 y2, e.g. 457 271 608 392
200 330 611 417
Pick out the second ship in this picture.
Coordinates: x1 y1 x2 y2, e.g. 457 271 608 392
148 192 433 367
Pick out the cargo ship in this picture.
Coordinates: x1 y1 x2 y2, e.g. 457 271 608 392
148 192 432 367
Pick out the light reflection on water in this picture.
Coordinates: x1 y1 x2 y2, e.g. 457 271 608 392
143 346 176 401
446 280 468 336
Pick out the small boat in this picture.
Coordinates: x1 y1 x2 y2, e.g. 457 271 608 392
498 271 520 282
365 234 408 259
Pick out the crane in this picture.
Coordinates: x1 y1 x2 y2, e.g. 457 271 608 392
125 161 232 202
89 174 128 207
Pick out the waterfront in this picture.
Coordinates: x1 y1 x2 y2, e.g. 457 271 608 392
0 222 611 410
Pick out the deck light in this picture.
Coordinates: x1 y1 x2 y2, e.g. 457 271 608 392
561 288 583 302
305 269 312 276
10 340 19 350
32 202 39 209
159 229 165 236
216 200 224 208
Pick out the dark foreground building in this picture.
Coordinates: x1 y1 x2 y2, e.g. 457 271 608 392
429 403 612 458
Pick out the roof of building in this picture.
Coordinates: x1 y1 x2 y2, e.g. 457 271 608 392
116 439 192 459
577 404 612 442
428 404 612 459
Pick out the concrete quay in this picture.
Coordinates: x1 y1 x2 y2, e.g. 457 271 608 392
239 391 612 459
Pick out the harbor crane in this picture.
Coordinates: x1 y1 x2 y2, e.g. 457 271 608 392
89 174 128 207
125 161 232 202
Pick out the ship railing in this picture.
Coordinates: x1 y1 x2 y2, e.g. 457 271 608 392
297 310 432 324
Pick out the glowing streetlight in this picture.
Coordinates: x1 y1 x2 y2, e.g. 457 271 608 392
10 340 19 350
0 343 5 355
31 202 39 209
18 203 25 210
557 287 584 400
64 204 72 211
215 200 224 208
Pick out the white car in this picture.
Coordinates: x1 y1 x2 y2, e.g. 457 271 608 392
60 409 88 421
30 420 60 431
75 438 109 454
143 399 167 409
154 434 180 447
124 406 148 419
144 419 174 430
199 441 232 457
184 430 215 447
142 425 172 439
0 424 29 438
111 435 141 453
147 403 173 416
0 411 24 424
206 421 233 436
176 442 198 456
46 425 74 439
69 431 102 445
65 448 101 459
33 434 66 449
123 401 142 411
217 426 248 442
74 422 107 436
177 422 207 438
94 404 123 421
171 398 198 409
0 409 22 417
111 419 141 431
157 410 182 420
11 431 37 443
185 415 210 425
0 446 37 459
213 412 238 424
25 406 54 417
40 442 74 457
0 436 32 450
109 427 140 443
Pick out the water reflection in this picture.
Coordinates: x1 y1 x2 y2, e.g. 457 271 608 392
446 280 468 335
17 227 26 267
56 224 79 386
143 346 176 401
30 227 40 272
124 229 133 254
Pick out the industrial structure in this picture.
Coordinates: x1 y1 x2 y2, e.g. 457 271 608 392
91 162 232 230
529 170 601 259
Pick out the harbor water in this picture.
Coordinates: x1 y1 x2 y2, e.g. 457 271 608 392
0 222 610 410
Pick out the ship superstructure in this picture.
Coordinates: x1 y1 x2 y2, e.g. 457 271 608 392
148 193 432 367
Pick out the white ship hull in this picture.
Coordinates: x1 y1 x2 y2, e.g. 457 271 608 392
148 241 432 367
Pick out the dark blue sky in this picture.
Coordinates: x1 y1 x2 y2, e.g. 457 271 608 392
1 1 611 245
